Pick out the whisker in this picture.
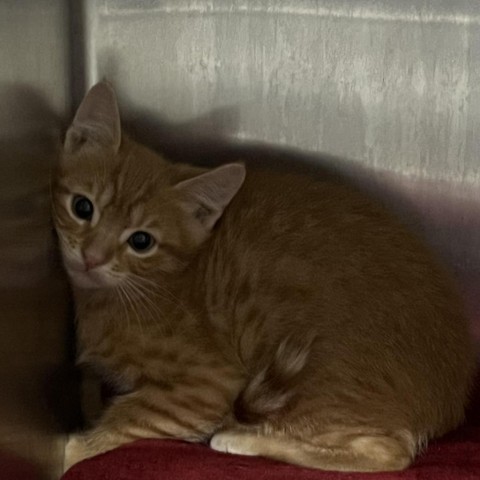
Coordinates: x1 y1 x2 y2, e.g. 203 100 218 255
115 284 132 332
124 278 176 332
129 274 195 323
125 279 170 326
122 280 159 330
121 282 145 335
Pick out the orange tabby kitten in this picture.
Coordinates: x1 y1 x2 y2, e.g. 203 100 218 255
54 82 475 473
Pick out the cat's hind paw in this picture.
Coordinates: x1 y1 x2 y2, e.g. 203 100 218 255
210 430 258 456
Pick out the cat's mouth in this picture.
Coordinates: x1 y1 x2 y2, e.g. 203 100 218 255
64 260 120 289
68 269 108 289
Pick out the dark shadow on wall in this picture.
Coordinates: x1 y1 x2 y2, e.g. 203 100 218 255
122 107 422 218
0 83 79 479
122 105 480 268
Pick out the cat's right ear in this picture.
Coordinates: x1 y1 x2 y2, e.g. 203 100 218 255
64 82 121 155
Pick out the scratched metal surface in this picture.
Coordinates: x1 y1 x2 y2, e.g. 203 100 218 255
80 0 480 337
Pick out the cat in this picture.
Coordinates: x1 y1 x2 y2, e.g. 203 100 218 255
54 82 476 473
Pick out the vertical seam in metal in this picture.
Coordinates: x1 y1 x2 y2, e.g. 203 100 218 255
67 0 87 115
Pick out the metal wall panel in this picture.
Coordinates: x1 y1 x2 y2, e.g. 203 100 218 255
0 1 71 478
80 0 480 338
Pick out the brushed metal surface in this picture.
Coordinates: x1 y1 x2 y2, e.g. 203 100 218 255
80 0 480 338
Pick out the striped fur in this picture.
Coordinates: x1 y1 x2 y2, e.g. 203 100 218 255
56 83 476 473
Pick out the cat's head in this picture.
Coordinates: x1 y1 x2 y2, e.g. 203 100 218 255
53 82 245 290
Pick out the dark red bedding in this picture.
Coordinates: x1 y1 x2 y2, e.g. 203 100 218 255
62 427 480 480
0 450 42 480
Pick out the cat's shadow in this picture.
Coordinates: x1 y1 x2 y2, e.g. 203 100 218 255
123 107 426 232
122 106 480 328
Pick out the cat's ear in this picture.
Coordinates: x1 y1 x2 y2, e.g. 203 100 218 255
174 163 246 232
64 82 121 155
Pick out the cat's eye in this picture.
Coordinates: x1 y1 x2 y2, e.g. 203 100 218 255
128 231 154 253
72 195 94 221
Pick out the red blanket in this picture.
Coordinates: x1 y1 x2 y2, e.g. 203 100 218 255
62 428 480 480
0 451 42 480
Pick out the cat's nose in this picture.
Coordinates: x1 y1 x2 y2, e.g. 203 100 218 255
82 250 106 271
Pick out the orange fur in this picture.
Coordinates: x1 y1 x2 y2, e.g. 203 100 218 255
55 83 476 473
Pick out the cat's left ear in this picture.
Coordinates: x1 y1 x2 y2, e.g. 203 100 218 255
64 82 121 155
174 163 246 233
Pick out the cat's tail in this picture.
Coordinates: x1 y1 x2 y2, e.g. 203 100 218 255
234 334 315 424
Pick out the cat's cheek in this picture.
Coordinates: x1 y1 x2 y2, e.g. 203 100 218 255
62 255 84 274
57 238 84 271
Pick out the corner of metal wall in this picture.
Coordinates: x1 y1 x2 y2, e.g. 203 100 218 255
67 0 88 115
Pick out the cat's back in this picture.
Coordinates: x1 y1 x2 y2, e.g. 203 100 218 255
218 167 430 268
209 166 469 343
203 166 475 437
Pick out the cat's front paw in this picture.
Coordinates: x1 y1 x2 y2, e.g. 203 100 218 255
63 434 90 473
210 430 257 456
